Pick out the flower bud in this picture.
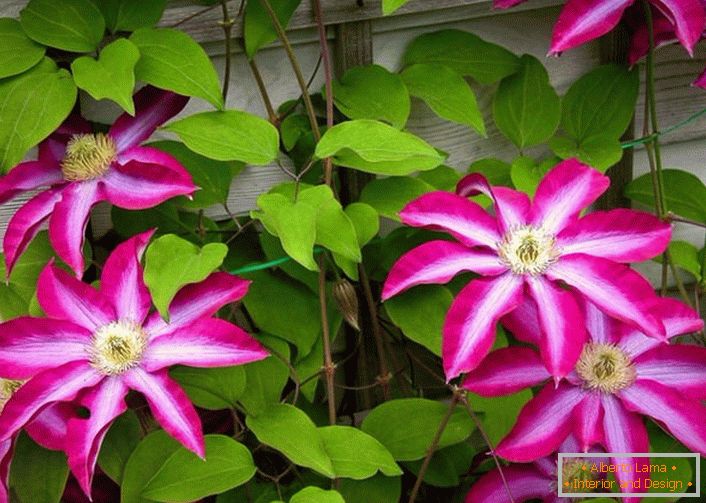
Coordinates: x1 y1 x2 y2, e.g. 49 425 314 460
333 279 360 331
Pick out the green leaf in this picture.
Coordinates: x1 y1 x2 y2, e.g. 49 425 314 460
164 110 279 164
121 430 181 503
9 432 68 503
246 403 335 478
20 0 105 52
403 442 474 487
244 0 302 58
281 114 311 151
402 63 485 135
319 426 402 479
98 410 143 484
306 186 361 263
315 120 446 175
467 389 532 445
384 284 453 356
510 156 551 196
361 399 474 461
141 435 256 502
334 202 380 279
144 234 228 317
149 140 242 209
561 64 639 141
469 158 512 188
239 334 291 415
360 176 435 221
339 475 402 503
130 28 224 109
101 0 168 32
382 0 409 14
625 169 706 222
404 29 519 84
331 65 410 129
170 365 247 410
549 134 623 173
493 54 561 149
0 58 77 172
71 38 139 114
654 241 702 281
418 165 461 191
290 487 344 503
0 18 45 79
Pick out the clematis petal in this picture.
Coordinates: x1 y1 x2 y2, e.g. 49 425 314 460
601 394 650 494
501 296 542 345
547 254 665 339
116 145 189 174
100 230 155 324
0 438 12 503
67 377 128 497
651 0 705 55
38 263 115 331
635 345 706 398
26 402 76 451
573 392 604 451
109 87 189 152
695 67 706 89
399 192 501 249
456 173 531 232
620 380 706 456
0 161 63 204
628 14 679 65
3 187 63 278
0 361 103 441
442 273 524 379
101 160 195 210
528 276 587 379
582 297 621 345
141 318 268 371
494 0 528 8
144 272 251 338
463 347 550 396
0 317 90 379
123 368 204 457
557 209 671 263
496 382 585 462
382 240 507 300
530 159 610 234
48 181 102 277
464 464 551 502
549 0 634 54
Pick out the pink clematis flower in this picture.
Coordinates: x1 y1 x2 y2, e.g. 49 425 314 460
464 296 706 494
0 231 269 498
0 86 196 277
383 159 670 380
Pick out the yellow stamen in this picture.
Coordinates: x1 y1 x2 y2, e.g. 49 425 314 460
575 343 636 394
61 133 116 181
90 321 146 376
0 379 23 412
498 225 560 275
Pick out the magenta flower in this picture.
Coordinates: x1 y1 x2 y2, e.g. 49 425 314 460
383 159 670 379
463 296 706 493
0 231 268 497
0 86 196 277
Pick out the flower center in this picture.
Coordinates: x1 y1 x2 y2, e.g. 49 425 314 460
498 225 559 275
90 321 146 376
0 378 23 412
561 458 597 485
61 133 116 181
575 343 636 394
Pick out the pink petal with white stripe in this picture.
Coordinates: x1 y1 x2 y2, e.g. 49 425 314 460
695 67 706 89
547 254 665 339
573 392 604 451
582 297 621 345
142 318 268 371
38 263 115 331
0 361 103 441
628 14 679 65
48 181 102 276
100 230 155 324
0 317 90 379
496 383 585 462
528 276 587 378
464 464 551 502
109 87 189 152
456 173 530 232
651 0 705 54
3 187 63 278
550 0 635 54
620 380 706 456
557 208 671 262
0 438 11 503
462 347 549 396
26 402 76 451
635 345 706 398
0 161 63 204
501 296 542 345
442 273 524 379
116 145 190 174
123 367 204 457
400 192 501 249
493 0 528 8
382 240 506 300
530 159 609 234
67 377 128 497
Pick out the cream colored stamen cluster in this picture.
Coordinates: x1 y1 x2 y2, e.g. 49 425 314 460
575 343 636 394
61 133 117 181
90 321 147 376
498 225 560 275
0 378 23 412
561 458 596 484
